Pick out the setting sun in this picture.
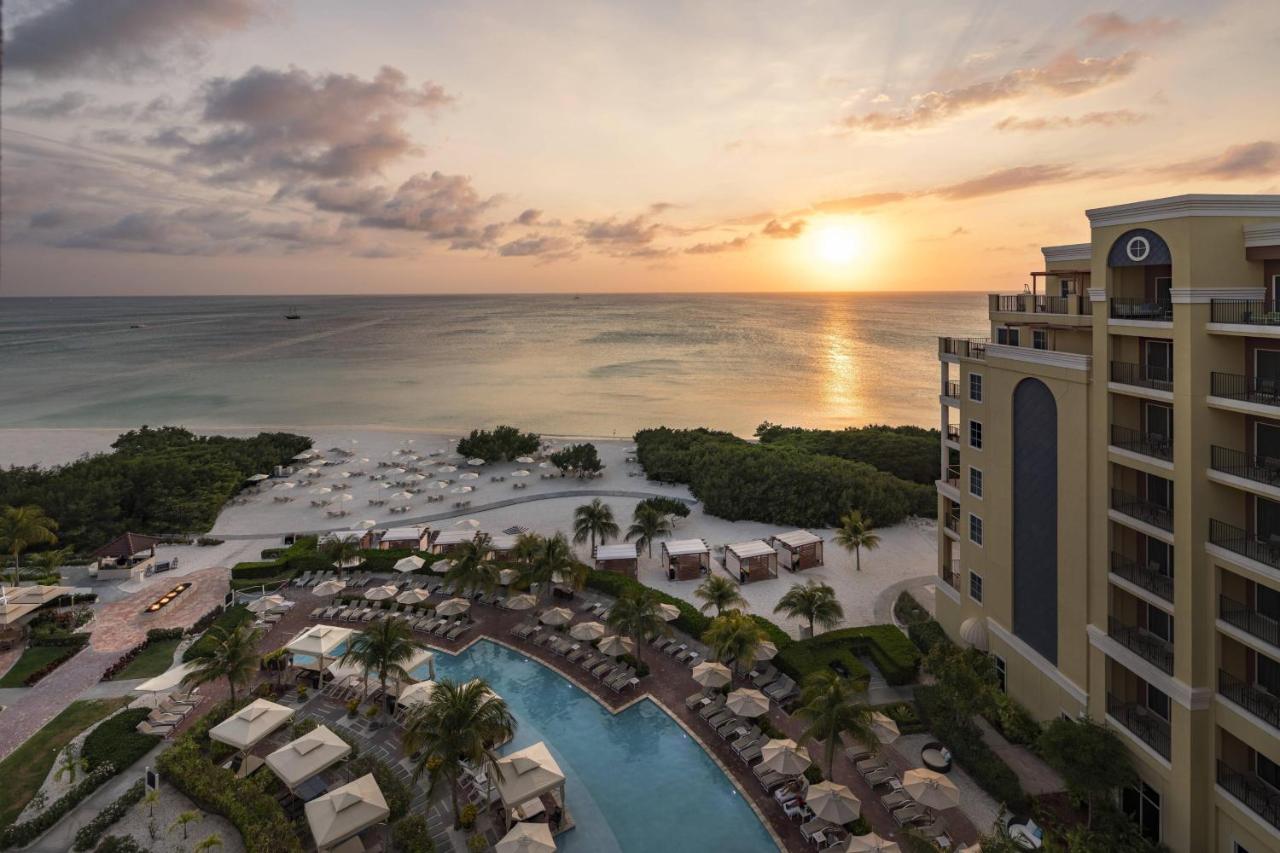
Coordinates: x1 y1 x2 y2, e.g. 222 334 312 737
812 221 866 266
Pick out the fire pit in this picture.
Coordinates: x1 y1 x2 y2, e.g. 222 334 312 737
145 582 191 613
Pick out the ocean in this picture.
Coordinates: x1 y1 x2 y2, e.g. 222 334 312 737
0 293 988 436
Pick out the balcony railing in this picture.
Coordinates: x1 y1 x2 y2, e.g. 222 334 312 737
1107 694 1171 759
1108 616 1174 674
939 337 988 360
1210 371 1280 408
941 565 958 589
1220 594 1280 648
1110 552 1173 602
1111 424 1173 462
945 424 960 443
990 294 1083 315
943 512 959 534
1110 297 1172 322
1111 488 1173 531
1210 299 1280 326
1110 361 1173 392
943 380 959 398
1219 670 1280 729
1211 445 1280 489
1210 518 1280 572
1219 761 1280 830
942 464 960 489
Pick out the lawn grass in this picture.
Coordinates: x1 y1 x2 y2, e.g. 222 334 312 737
105 638 182 681
0 697 131 829
0 645 80 687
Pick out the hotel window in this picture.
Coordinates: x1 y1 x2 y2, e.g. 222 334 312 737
969 571 983 602
969 372 983 402
993 654 1006 692
969 514 983 546
1270 273 1280 306
1235 844 1252 853
969 467 983 498
969 420 983 450
1259 753 1280 791
1145 683 1171 722
1032 329 1048 350
1257 496 1280 544
1122 781 1161 843
996 327 1021 346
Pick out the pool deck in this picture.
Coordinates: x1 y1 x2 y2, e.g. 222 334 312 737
171 583 979 852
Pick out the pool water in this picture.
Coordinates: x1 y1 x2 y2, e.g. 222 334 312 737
434 640 778 853
290 639 351 669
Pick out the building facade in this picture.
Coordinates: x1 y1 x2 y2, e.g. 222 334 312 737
935 195 1280 853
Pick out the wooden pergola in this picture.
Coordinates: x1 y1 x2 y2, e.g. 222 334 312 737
661 539 710 581
724 540 778 583
594 543 639 577
771 530 824 572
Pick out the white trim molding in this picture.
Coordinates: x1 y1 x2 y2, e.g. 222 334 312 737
1170 287 1266 304
1244 223 1280 248
1217 783 1280 844
1087 288 1107 303
1108 508 1175 546
985 344 1092 373
935 579 961 605
1107 445 1175 475
1086 624 1213 710
986 618 1088 706
1087 194 1280 227
1041 243 1091 263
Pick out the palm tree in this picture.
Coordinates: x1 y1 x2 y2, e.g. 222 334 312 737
572 498 619 553
444 532 498 596
0 505 59 585
143 788 160 817
193 834 224 852
321 534 362 570
526 532 587 603
606 588 669 668
773 581 845 637
702 611 765 676
511 532 543 567
169 810 202 840
340 615 423 714
404 678 517 827
53 746 88 785
625 504 671 559
795 670 876 777
833 510 880 572
695 575 747 616
27 546 73 580
182 623 263 705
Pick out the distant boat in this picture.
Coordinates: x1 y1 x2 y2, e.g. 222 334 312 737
284 308 301 320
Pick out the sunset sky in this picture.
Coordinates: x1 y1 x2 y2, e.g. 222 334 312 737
2 0 1278 295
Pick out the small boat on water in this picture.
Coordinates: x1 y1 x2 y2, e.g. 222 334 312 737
284 308 301 320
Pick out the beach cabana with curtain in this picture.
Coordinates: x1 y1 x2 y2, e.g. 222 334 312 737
430 528 481 554
286 625 355 673
305 773 390 851
209 698 294 776
771 530 824 571
724 540 778 583
378 526 429 550
488 533 520 559
593 543 639 577
660 539 710 581
492 741 568 832
266 725 351 790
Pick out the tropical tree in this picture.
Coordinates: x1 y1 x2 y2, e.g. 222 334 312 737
833 509 880 572
625 504 672 559
444 533 498 596
53 746 89 785
27 546 74 580
924 642 996 729
193 834 224 852
572 498 619 552
695 575 747 616
773 581 844 637
404 679 517 827
143 788 160 817
605 588 670 668
794 671 876 777
169 810 202 840
182 623 263 705
703 611 766 676
340 615 424 714
321 534 363 570
525 532 587 603
1038 717 1138 829
511 532 543 568
0 505 59 585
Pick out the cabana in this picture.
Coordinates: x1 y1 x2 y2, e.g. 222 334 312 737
488 533 520 559
771 530 824 571
492 741 568 832
209 698 294 776
305 773 390 851
660 539 711 581
0 584 80 636
286 625 355 675
430 528 482 554
724 540 778 583
378 526 429 550
327 646 434 696
320 529 375 550
91 532 161 580
266 725 352 791
594 543 639 577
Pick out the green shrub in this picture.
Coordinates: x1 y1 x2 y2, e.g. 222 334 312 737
183 606 251 662
755 422 941 485
391 815 434 853
916 685 1026 809
92 836 147 853
776 625 919 686
875 701 926 735
82 709 159 772
893 591 932 626
635 496 691 518
145 627 184 642
457 426 540 462
584 571 709 637
907 620 952 655
72 780 144 851
774 642 869 687
0 763 117 849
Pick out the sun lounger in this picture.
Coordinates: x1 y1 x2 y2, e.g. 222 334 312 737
724 724 759 743
706 709 734 728
737 741 766 764
664 642 687 657
698 697 726 719
893 804 928 827
136 720 174 736
433 619 455 636
856 758 887 776
651 637 672 651
360 609 380 622
612 676 639 693
511 623 535 639
606 668 635 688
864 768 898 787
577 654 601 671
879 790 912 811
447 621 471 641
685 690 709 710
763 676 795 698
750 665 778 687
590 660 615 677
756 770 790 791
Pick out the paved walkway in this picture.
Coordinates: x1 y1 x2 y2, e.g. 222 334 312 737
872 575 937 626
977 716 1066 796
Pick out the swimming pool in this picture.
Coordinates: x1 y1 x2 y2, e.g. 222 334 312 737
434 639 778 853
290 638 350 669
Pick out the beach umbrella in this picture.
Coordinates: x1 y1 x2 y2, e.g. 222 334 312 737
248 473 269 482
340 471 353 478
248 594 287 614
759 739 811 775
394 555 426 573
870 711 900 744
274 481 296 490
844 833 902 853
459 471 480 480
692 661 732 689
405 473 426 482
657 603 680 622
134 662 198 695
497 568 520 585
391 491 413 500
338 493 354 502
515 456 535 464
495 822 555 853
540 607 573 626
301 467 320 475
357 519 377 529
293 451 315 461
504 594 537 611
436 598 471 616
538 461 554 469
312 579 347 597
725 688 770 718
450 485 474 494
438 465 458 473
359 457 370 463
365 585 398 601
431 559 454 574
902 768 960 809
310 486 332 495
597 635 635 657
511 469 531 477
455 519 481 528
569 621 605 641
380 482 394 489
398 680 436 708
754 640 778 662
397 589 432 605
467 458 485 466
806 781 861 823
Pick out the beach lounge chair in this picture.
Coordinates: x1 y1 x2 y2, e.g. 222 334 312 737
856 758 887 776
684 690 709 711
447 621 471 641
698 697 726 719
763 677 796 700
756 771 789 791
879 790 912 811
590 660 615 677
737 739 766 764
844 743 875 763
725 724 759 744
663 642 686 657
577 654 601 671
606 668 634 689
308 606 325 618
510 623 534 639
360 608 380 622
705 710 734 729
433 618 455 636
750 665 778 687
613 677 640 693
651 636 671 651
136 720 174 736
864 767 898 787
892 804 929 827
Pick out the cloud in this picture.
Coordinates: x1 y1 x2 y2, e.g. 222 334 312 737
995 110 1147 132
1079 13 1182 42
497 235 576 259
842 51 1140 131
811 192 909 214
578 215 661 246
515 208 542 226
684 235 751 255
933 164 1082 199
156 65 452 184
8 91 91 119
57 206 348 255
1157 141 1280 179
5 0 270 79
763 218 806 239
29 210 70 229
339 172 501 245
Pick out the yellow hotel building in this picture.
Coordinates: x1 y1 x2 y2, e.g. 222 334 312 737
935 194 1280 853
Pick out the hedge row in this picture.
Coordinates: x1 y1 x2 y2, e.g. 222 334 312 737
93 837 146 853
183 605 252 662
72 780 144 851
775 641 870 687
916 685 1027 809
0 763 117 850
584 571 718 639
28 632 91 648
776 625 920 685
232 546 443 583
83 709 160 772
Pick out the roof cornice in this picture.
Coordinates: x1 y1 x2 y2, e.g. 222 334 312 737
1041 243 1091 262
1086 194 1280 228
1244 223 1280 248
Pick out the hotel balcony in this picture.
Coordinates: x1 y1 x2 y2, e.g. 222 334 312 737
945 423 960 444
1209 299 1280 330
1110 297 1172 323
1220 594 1280 650
1112 488 1173 532
1210 445 1280 492
942 379 960 401
1107 693 1171 760
1109 360 1173 393
1210 518 1280 573
1209 371 1280 412
1111 551 1174 603
989 293 1090 318
940 564 958 590
1219 670 1280 730
942 464 960 490
1218 761 1280 832
939 337 988 361
943 507 960 536
1110 424 1172 463
1108 616 1174 675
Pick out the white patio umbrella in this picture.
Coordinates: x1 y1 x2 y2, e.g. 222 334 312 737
338 493 354 502
759 739 811 775
390 467 406 475
902 768 960 810
310 486 333 495
509 469 531 478
505 594 537 610
870 711 900 744
430 480 450 489
692 661 732 689
459 471 479 480
497 568 520 585
431 559 454 574
569 621 605 641
397 680 436 708
450 485 474 494
515 456 535 464
391 491 413 500
455 519 481 528
597 635 635 657
436 598 471 616
300 467 320 475
313 579 347 597
538 461 554 469
754 640 778 662
247 473 270 482
657 603 680 622
293 451 315 461
467 458 485 466
357 519 377 529
274 481 296 490
365 585 398 601
405 473 426 482
845 833 902 853
397 589 433 605
725 688 770 718
134 661 198 695
495 822 555 853
540 607 573 626
805 780 861 823
394 555 426 573
438 465 458 473
248 594 287 613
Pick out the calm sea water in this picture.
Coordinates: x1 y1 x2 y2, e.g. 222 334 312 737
0 293 987 435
